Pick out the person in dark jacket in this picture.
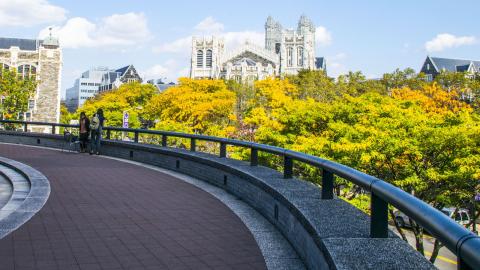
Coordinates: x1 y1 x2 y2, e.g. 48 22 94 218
90 108 105 155
79 112 90 153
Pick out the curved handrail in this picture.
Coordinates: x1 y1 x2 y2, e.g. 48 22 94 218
1 119 478 269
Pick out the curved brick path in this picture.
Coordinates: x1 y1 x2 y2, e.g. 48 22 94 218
0 144 267 270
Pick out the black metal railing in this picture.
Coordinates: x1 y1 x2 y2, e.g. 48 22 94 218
1 119 479 269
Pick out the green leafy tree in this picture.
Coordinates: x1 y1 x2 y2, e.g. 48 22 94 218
0 67 37 120
382 68 427 92
70 82 157 129
287 69 337 101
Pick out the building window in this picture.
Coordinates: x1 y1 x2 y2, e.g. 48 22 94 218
206 49 213 68
0 63 9 76
426 63 430 70
297 47 304 66
197 50 204 67
426 74 433 81
17 64 36 79
28 99 35 110
287 47 293 67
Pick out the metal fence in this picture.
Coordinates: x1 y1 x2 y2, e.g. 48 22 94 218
1 119 479 269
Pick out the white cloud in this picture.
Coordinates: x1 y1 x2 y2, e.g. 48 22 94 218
316 26 332 46
38 12 151 48
97 13 150 45
223 31 264 49
327 52 348 78
0 0 67 27
331 52 347 60
177 67 190 78
194 16 224 34
143 64 169 80
142 59 188 82
425 33 476 52
152 36 192 53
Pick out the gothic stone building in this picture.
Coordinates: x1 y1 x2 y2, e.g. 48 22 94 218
190 16 325 83
0 36 62 127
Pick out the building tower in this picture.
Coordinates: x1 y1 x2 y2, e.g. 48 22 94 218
265 16 283 54
297 15 316 70
190 37 224 79
278 15 317 75
0 33 62 129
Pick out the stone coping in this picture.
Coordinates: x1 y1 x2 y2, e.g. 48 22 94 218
0 156 50 239
0 163 29 220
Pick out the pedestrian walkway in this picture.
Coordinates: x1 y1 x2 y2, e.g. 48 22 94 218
0 144 266 270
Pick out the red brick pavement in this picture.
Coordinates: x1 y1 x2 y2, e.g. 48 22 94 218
0 144 267 270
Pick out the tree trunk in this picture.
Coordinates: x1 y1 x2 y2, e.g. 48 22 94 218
390 210 408 242
410 219 425 255
429 238 443 263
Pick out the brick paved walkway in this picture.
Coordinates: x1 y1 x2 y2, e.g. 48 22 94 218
0 144 267 270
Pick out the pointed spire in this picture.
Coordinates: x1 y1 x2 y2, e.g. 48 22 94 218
265 16 275 29
298 14 314 32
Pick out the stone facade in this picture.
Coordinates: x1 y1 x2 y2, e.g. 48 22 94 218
0 37 62 126
190 16 324 83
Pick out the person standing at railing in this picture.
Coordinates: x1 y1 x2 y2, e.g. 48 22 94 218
89 108 105 155
79 112 90 153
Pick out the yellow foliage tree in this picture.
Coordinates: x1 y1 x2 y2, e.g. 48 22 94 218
144 78 236 136
392 82 471 114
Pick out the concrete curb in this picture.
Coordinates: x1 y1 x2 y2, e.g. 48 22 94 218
0 156 50 239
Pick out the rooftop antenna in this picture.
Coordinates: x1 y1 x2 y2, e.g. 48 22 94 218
49 27 53 38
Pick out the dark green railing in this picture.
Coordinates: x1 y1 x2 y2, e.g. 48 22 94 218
1 119 478 269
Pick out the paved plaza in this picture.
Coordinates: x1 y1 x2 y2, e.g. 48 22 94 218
0 144 266 270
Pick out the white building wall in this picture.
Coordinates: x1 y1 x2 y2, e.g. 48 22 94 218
65 67 109 112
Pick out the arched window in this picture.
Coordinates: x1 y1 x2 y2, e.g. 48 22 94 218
196 50 204 68
17 64 36 79
287 47 293 67
206 49 213 68
297 47 304 67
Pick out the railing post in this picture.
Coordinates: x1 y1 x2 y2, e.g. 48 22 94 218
322 169 334 199
134 131 139 143
458 256 474 270
106 129 111 140
51 124 56 134
162 135 167 147
284 156 293 179
219 142 227 158
23 123 28 132
370 192 389 238
190 138 196 152
250 148 258 166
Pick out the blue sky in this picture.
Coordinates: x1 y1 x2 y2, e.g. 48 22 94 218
0 0 479 98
